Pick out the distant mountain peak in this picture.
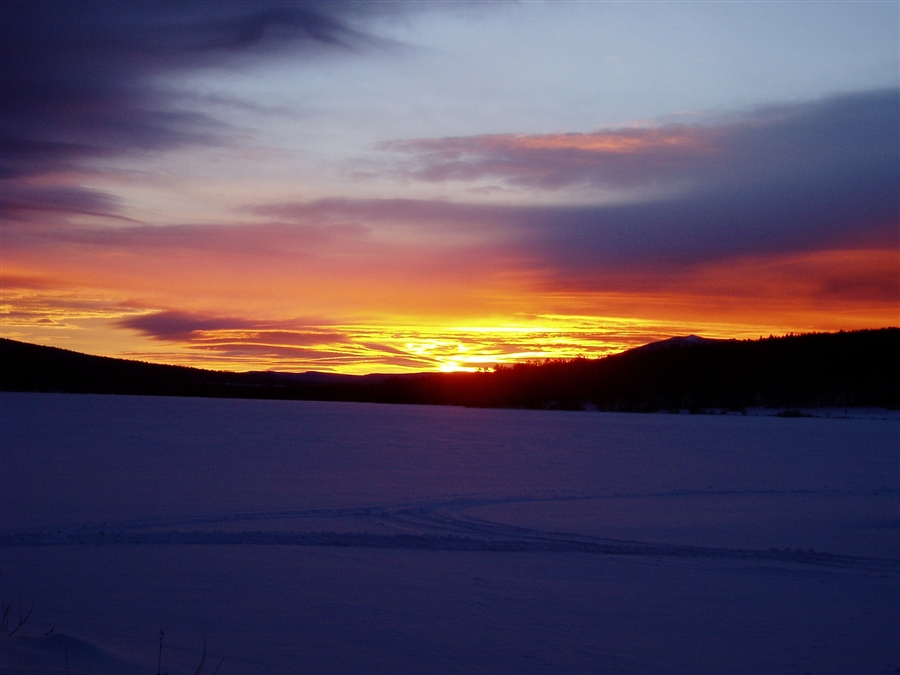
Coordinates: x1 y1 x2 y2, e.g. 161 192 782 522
671 334 717 345
633 334 726 353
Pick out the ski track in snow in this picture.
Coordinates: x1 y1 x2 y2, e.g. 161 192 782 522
3 492 897 575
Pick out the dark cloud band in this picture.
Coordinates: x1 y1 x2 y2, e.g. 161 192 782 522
0 0 381 179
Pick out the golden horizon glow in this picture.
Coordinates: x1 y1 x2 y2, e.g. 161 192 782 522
3 239 896 374
3 292 896 375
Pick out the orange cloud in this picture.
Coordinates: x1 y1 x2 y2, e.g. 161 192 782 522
416 128 711 154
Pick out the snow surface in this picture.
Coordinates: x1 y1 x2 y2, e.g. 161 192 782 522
1 392 897 674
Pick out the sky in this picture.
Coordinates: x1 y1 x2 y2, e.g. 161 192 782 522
1 0 898 374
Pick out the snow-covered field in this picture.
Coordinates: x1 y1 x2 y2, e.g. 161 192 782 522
1 392 897 674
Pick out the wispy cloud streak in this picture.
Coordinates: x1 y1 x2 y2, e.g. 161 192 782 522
0 0 387 179
388 90 898 196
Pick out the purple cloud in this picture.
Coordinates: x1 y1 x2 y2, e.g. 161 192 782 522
118 311 348 344
119 311 268 340
388 90 898 196
0 1 388 179
116 311 443 370
0 184 131 223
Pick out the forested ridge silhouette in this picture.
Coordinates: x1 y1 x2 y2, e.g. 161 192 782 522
2 329 897 411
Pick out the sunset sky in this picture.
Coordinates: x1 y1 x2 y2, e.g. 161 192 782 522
2 1 898 373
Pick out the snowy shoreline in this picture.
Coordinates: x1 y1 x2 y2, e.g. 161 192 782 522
2 392 897 674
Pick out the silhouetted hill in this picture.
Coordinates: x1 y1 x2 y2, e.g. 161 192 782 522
415 329 899 412
2 329 897 411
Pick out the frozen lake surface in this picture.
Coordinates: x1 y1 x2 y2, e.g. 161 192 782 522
1 392 897 674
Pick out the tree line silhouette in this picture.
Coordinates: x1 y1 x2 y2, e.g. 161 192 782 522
2 328 897 411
